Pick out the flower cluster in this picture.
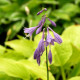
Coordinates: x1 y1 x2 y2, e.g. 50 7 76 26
24 8 62 65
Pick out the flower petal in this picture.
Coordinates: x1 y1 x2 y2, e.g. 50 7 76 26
37 56 40 65
34 48 39 59
37 10 43 15
48 27 62 44
48 50 52 64
46 28 54 45
47 18 56 27
24 26 38 36
36 24 43 34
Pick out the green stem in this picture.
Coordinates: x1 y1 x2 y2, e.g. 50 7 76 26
46 47 49 80
61 66 66 80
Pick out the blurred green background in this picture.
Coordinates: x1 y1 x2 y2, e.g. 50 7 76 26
0 0 80 80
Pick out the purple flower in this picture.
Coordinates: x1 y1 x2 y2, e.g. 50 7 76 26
24 26 38 37
36 24 43 34
34 29 45 65
47 18 56 27
36 16 46 34
37 56 40 65
37 8 47 15
48 50 52 64
37 10 43 15
44 8 47 11
38 20 42 27
46 27 55 46
42 15 46 24
48 27 62 44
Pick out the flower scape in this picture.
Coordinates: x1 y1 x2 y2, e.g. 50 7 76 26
24 8 62 65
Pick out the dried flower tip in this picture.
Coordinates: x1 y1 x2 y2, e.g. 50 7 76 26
7 29 11 36
48 67 50 71
25 6 29 15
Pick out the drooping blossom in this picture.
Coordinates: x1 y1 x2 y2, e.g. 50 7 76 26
48 27 62 44
48 49 52 64
47 18 56 27
46 27 55 46
34 29 45 65
24 26 38 37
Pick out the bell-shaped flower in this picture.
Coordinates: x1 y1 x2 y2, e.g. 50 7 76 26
47 18 56 27
48 27 62 44
46 27 55 46
48 49 52 64
24 26 38 37
34 29 45 65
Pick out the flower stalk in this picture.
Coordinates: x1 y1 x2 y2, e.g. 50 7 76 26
24 8 63 80
46 46 49 80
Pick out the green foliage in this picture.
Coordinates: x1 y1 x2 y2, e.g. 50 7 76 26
0 0 80 80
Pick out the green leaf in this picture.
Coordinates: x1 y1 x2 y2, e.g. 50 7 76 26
74 18 80 24
0 58 55 80
61 3 79 17
52 38 72 66
0 72 21 80
0 45 6 54
7 20 24 39
0 0 10 5
5 39 35 58
58 0 73 6
68 76 80 80
52 10 70 20
62 25 80 49
69 62 80 77
65 44 80 66
19 60 55 80
1 49 25 60
0 58 30 80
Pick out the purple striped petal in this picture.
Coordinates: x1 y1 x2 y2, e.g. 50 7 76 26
36 24 43 34
48 27 62 44
38 20 42 27
47 18 56 27
34 48 39 59
24 26 38 36
46 28 54 45
37 10 43 15
42 16 46 24
37 8 47 15
48 50 52 64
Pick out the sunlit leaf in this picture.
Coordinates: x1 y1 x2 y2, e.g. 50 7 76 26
0 58 30 80
5 39 35 57
68 76 80 80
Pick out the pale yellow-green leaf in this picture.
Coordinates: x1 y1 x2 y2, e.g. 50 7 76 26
0 58 30 80
5 39 35 57
68 76 80 80
62 25 80 49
